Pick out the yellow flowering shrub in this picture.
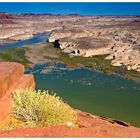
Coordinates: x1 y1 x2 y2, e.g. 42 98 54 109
11 89 77 128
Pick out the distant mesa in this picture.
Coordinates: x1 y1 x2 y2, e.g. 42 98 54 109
0 11 82 18
0 12 10 19
0 12 15 24
68 13 81 17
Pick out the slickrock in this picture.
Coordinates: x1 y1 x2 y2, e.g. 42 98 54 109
0 110 140 137
0 62 35 120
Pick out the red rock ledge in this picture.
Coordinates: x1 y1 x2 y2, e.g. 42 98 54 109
0 62 140 137
0 110 140 138
0 62 35 120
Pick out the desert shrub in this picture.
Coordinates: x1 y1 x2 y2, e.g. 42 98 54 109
11 89 77 128
0 117 22 130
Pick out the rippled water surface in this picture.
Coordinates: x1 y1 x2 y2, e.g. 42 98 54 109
0 32 140 127
26 63 140 127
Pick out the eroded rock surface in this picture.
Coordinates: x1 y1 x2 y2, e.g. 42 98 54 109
48 17 140 72
0 110 140 137
0 13 140 70
0 62 140 137
0 62 35 120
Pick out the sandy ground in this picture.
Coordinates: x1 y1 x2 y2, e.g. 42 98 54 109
24 43 59 65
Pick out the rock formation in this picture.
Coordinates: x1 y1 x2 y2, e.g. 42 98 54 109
0 62 140 137
0 13 140 72
0 12 14 24
0 109 140 137
48 17 140 72
0 62 35 120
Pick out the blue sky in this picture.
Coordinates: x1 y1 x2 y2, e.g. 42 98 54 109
0 2 140 16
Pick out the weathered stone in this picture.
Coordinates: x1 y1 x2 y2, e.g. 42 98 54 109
0 62 35 120
0 110 140 137
0 62 24 99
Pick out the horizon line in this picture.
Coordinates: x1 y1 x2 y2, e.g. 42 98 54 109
1 11 140 16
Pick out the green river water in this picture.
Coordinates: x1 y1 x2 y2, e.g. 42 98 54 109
26 62 140 127
1 32 140 127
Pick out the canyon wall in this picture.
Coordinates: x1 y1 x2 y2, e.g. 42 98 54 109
0 12 140 72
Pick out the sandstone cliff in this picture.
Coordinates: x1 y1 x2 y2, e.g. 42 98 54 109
0 62 35 120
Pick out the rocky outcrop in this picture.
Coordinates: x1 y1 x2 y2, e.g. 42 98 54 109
105 31 140 72
0 12 9 19
9 33 33 41
0 29 34 40
0 12 15 24
48 18 140 72
59 37 113 57
0 12 63 41
0 110 140 137
0 62 35 120
0 62 140 137
1 12 140 72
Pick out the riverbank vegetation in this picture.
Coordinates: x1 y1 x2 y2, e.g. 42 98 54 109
0 48 31 66
0 42 139 82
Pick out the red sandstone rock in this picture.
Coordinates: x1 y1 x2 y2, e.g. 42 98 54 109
0 123 140 137
0 62 24 99
0 62 140 137
0 109 140 137
0 62 35 120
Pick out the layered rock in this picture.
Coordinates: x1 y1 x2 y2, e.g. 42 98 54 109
0 12 63 40
0 62 35 120
48 17 140 72
0 13 140 70
58 37 113 57
0 12 14 24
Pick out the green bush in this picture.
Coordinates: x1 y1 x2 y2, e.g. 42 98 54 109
12 89 77 128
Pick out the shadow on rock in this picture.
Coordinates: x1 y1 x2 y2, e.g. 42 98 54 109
53 39 60 48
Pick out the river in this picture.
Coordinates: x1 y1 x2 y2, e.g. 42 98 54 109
0 33 140 127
